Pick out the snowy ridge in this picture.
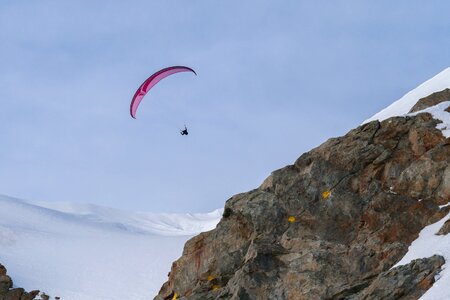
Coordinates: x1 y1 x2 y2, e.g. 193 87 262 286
27 199 223 236
363 67 450 139
364 67 450 123
0 194 222 300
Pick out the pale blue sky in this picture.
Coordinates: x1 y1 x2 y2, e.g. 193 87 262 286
1 1 450 212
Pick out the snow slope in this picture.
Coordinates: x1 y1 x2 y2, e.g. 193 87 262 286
364 67 450 123
363 67 450 139
0 195 222 300
365 68 450 299
29 199 222 236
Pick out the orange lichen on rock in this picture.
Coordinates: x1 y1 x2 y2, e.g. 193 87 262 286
322 190 331 199
207 275 216 281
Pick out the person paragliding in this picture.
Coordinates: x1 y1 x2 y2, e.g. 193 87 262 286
180 125 188 136
130 66 196 135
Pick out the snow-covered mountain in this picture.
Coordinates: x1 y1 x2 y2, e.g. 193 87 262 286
0 194 222 299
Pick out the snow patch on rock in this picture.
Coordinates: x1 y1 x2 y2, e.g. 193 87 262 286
408 101 450 138
393 212 450 300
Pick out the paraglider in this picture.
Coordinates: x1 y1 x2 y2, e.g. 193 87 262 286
180 125 188 136
130 66 196 119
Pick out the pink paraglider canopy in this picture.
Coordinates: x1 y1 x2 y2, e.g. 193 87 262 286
130 66 196 119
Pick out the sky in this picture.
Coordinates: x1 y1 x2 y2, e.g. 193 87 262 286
1 1 450 212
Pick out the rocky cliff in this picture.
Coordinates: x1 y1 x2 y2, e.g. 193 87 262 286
0 263 40 300
155 88 450 299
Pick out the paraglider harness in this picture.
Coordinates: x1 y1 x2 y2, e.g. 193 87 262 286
180 125 188 136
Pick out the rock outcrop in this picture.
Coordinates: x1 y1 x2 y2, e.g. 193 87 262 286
437 218 450 236
156 89 450 299
343 255 445 300
409 88 450 113
0 264 39 300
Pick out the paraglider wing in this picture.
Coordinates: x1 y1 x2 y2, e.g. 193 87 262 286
130 66 196 118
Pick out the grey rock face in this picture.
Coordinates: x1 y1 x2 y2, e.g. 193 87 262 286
343 255 445 300
0 275 12 294
155 107 450 299
437 219 450 236
0 288 23 300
